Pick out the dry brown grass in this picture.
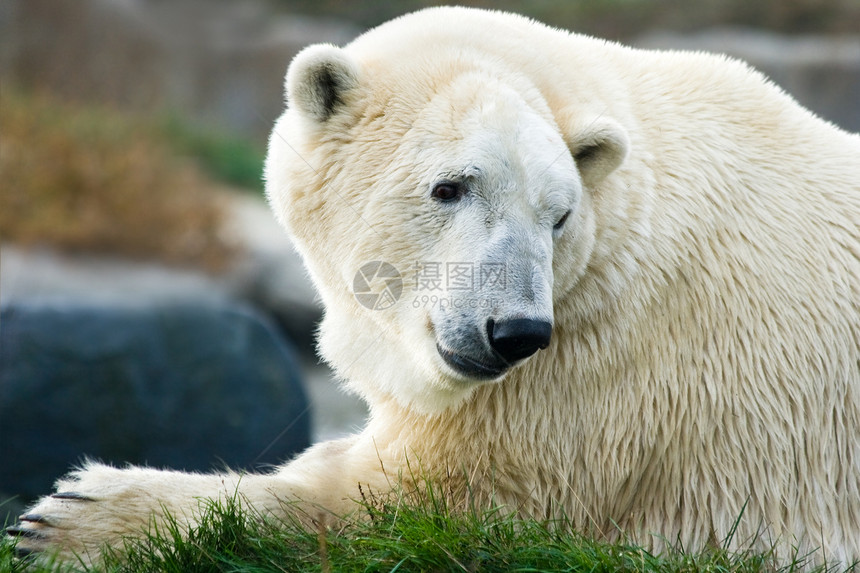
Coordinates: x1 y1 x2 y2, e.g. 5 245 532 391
0 89 236 270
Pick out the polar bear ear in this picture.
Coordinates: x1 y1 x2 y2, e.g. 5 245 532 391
286 44 361 122
566 116 630 188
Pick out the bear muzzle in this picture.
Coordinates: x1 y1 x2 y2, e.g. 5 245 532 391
436 317 552 381
436 343 509 380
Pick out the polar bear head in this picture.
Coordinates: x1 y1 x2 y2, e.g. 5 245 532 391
265 33 629 412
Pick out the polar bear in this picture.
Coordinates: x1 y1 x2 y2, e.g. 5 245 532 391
10 6 860 568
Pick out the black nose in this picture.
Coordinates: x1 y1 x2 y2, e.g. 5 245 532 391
487 318 552 364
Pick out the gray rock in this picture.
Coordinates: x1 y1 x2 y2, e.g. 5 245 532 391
637 29 860 132
221 195 322 353
0 245 233 308
0 223 366 447
0 193 324 352
0 300 311 507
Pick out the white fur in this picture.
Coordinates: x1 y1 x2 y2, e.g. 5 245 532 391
16 7 860 568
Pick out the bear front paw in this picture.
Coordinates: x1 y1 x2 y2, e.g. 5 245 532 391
6 491 107 563
6 465 180 566
5 463 253 566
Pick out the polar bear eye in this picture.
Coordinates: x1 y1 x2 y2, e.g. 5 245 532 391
553 210 571 231
431 182 463 202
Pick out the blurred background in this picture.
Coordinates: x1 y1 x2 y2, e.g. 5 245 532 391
1 0 858 524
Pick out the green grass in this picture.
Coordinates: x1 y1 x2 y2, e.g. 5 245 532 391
3 482 853 573
157 115 266 193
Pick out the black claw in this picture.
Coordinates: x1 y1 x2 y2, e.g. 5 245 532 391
51 491 95 501
13 546 39 559
18 513 49 525
5 526 44 539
